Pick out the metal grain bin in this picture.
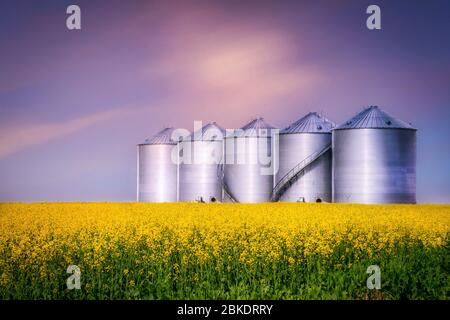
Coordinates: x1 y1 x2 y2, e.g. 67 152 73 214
274 112 335 202
223 118 277 203
137 127 180 202
332 106 416 204
179 122 225 202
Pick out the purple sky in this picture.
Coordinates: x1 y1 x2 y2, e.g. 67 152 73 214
0 0 449 203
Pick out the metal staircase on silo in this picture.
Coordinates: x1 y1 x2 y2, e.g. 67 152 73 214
217 162 239 203
272 143 331 202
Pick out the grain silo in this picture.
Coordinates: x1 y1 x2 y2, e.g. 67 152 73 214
223 118 277 203
179 122 225 202
137 127 180 202
332 106 416 204
273 112 335 202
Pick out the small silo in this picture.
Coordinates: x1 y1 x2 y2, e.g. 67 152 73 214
273 112 335 202
332 106 416 204
137 127 179 202
179 122 225 202
223 118 277 203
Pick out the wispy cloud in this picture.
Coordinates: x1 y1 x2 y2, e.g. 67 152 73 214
0 108 128 159
143 13 325 124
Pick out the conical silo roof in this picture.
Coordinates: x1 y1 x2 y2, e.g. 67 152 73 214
140 127 180 145
233 117 277 137
334 106 415 130
188 122 226 141
281 112 335 134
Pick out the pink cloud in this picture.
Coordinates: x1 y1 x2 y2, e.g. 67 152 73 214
0 108 130 159
143 16 325 126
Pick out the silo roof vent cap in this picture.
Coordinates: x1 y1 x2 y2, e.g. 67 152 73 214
233 117 277 137
140 127 187 145
187 122 226 141
281 111 335 134
334 106 416 130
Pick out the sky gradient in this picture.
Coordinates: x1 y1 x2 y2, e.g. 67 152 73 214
0 0 449 203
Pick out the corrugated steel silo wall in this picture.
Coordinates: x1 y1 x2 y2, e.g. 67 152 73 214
276 133 332 202
224 136 274 203
332 128 416 204
179 140 223 202
137 144 178 202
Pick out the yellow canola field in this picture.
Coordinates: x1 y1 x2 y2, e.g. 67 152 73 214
1 203 449 272
1 203 449 299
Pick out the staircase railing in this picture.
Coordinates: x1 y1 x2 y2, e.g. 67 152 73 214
217 162 238 203
272 144 331 201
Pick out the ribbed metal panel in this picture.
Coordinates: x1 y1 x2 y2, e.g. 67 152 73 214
334 106 414 130
137 144 178 202
179 122 225 202
141 127 178 145
187 122 225 141
233 117 277 137
224 118 277 203
332 107 416 204
276 136 332 202
137 127 182 202
281 112 335 134
273 112 334 202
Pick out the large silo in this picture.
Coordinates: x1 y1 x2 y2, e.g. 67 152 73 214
179 122 225 202
273 112 335 202
137 127 180 202
332 106 416 204
223 118 277 203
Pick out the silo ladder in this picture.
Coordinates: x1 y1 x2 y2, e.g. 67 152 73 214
217 162 239 203
272 143 331 202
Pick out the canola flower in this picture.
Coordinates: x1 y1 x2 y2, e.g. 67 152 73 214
0 203 449 299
